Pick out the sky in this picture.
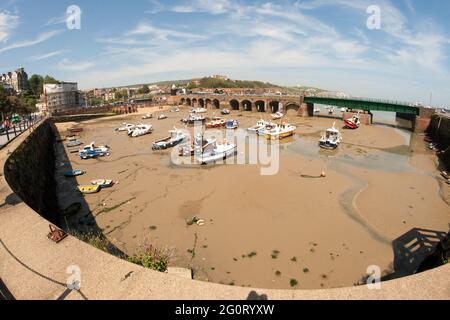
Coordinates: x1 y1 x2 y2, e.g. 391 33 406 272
0 0 449 106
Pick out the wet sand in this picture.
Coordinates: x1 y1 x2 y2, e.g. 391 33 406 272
54 107 449 290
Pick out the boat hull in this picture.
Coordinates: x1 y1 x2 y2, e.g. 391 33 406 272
77 185 100 194
264 131 294 140
344 120 359 129
196 146 237 164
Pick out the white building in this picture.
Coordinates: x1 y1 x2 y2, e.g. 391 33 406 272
44 82 80 115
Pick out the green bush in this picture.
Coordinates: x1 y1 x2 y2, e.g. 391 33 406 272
127 243 172 272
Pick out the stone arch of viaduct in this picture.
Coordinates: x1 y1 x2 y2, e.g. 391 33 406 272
177 95 313 116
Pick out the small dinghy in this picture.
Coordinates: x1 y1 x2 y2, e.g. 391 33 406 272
116 123 136 132
271 112 284 120
142 114 153 120
248 119 270 134
91 179 114 188
170 107 180 113
64 170 85 177
157 114 168 120
221 109 231 115
68 128 83 133
344 114 361 129
152 128 187 150
67 140 83 147
77 185 100 194
195 140 237 164
319 123 342 150
225 119 239 130
128 124 153 137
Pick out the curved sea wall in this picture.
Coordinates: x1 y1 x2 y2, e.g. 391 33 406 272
4 120 60 225
427 114 450 168
0 119 449 300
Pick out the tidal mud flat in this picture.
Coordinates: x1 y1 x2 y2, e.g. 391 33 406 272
54 107 449 290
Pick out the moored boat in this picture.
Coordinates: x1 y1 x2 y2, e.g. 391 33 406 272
271 111 284 120
152 128 187 150
319 123 342 150
344 114 361 129
77 185 101 194
128 124 153 137
225 119 239 130
64 170 85 177
247 119 270 134
181 114 206 124
116 123 136 132
191 107 207 114
79 142 110 159
170 107 180 113
157 114 168 120
91 179 114 188
142 114 153 120
205 119 225 129
262 122 296 140
67 140 83 147
195 140 237 164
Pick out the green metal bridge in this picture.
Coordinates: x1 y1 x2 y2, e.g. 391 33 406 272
304 96 420 115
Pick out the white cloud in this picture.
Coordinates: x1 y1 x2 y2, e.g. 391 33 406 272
30 50 66 61
0 29 63 54
172 0 233 15
57 58 94 71
128 22 206 40
0 10 19 42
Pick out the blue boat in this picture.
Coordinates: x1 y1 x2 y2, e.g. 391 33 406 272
64 170 85 177
225 119 239 130
79 149 100 160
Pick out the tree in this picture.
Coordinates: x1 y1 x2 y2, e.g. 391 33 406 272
43 75 60 85
28 74 44 96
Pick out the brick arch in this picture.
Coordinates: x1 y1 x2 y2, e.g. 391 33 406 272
255 100 266 113
205 99 212 109
186 98 191 106
212 99 220 109
269 101 280 113
180 98 186 105
241 100 252 111
285 102 300 114
230 99 239 110
198 98 205 108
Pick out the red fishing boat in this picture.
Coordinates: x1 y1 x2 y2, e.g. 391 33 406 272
344 114 361 129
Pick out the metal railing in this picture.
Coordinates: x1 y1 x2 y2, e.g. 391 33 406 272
0 115 45 149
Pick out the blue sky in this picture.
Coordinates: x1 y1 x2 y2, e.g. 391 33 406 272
0 0 449 106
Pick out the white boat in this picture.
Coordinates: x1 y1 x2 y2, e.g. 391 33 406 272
152 128 187 150
261 123 296 140
79 142 110 156
271 111 284 120
178 133 214 157
116 123 136 132
319 123 342 149
142 114 153 119
170 107 180 113
195 140 237 164
157 114 168 120
91 179 114 188
128 124 153 137
247 119 270 134
191 108 207 114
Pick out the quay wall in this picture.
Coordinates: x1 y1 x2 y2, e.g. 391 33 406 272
0 118 449 300
427 114 450 168
3 120 60 225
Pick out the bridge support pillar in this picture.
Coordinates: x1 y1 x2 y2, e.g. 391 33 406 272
298 103 314 117
412 107 435 133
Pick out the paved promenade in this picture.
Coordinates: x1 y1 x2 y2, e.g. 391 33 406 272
0 120 449 300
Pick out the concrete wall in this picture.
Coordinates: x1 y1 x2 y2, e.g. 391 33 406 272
427 114 450 168
3 120 60 225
